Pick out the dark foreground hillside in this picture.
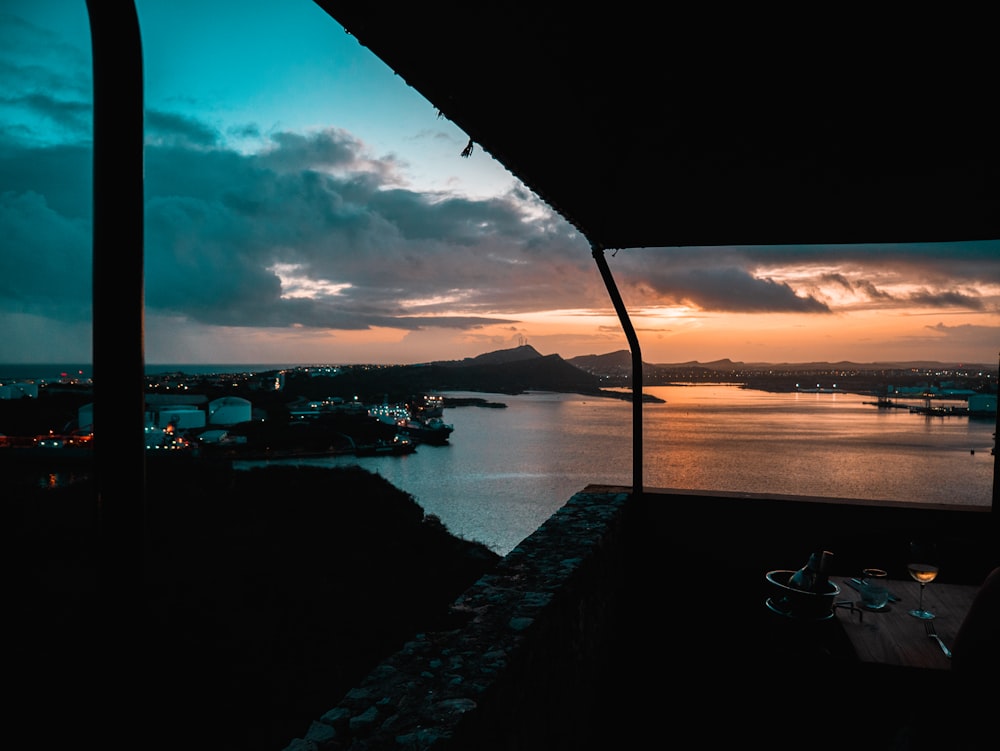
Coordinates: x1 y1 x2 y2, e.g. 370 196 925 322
5 462 500 751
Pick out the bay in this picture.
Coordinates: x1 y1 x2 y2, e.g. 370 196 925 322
235 385 997 556
7 365 992 556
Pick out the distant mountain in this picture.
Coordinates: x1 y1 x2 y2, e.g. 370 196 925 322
566 349 632 371
433 344 545 367
281 345 602 403
656 358 998 372
566 351 997 374
563 350 998 393
431 347 600 394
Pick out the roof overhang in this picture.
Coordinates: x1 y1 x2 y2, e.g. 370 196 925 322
315 5 999 249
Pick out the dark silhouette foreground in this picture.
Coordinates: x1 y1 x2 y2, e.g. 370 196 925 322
6 461 500 751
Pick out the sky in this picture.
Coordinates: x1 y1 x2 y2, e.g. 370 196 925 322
1 1 999 368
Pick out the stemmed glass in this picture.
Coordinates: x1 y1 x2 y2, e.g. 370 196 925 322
907 540 939 620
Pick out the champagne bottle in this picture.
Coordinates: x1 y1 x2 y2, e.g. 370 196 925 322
788 552 819 591
813 550 833 593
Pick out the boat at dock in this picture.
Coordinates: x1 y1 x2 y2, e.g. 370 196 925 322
398 416 454 445
368 401 411 425
369 396 455 445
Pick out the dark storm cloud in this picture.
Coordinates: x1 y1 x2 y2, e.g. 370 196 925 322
821 272 855 293
1 91 91 138
0 11 90 78
907 289 985 310
140 125 598 330
0 11 91 147
726 243 1000 287
671 268 831 313
610 242 1000 314
817 274 895 302
0 143 91 217
852 280 893 301
258 129 387 174
0 188 90 320
615 258 831 313
145 109 221 148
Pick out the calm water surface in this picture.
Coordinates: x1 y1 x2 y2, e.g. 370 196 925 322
237 385 996 555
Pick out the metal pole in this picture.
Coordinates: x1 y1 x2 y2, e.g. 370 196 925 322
592 246 642 495
993 352 999 521
86 0 146 614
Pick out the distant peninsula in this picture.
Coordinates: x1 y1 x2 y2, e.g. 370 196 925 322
282 346 994 403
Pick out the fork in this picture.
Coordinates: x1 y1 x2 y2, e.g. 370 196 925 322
924 620 952 658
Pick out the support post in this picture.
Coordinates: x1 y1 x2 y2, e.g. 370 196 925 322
993 352 999 526
592 246 642 496
87 0 146 623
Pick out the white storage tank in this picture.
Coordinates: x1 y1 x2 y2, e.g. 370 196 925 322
78 403 94 430
157 406 206 430
208 396 252 426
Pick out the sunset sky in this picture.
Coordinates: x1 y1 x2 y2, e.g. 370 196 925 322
2 1 999 367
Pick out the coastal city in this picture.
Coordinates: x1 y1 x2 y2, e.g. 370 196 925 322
0 367 465 469
1 349 997 478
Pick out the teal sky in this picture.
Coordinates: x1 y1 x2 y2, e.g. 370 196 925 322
135 0 516 198
2 2 998 367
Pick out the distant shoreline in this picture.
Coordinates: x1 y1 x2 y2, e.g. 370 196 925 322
1 360 994 406
2 357 998 379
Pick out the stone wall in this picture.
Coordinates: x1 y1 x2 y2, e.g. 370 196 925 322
283 487 634 751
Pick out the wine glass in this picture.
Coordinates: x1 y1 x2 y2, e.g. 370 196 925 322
907 540 939 620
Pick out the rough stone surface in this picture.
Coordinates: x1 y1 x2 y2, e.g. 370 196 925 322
280 489 632 751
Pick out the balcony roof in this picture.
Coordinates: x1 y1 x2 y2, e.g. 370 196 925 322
315 5 999 250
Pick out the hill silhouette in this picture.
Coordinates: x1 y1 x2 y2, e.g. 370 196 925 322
435 343 547 367
564 350 998 393
565 350 998 374
291 345 604 405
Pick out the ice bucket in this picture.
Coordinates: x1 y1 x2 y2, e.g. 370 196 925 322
765 569 841 621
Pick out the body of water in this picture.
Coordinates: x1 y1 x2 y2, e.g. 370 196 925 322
235 385 997 556
3 364 995 554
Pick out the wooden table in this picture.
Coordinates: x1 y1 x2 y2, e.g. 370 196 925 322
833 576 979 670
